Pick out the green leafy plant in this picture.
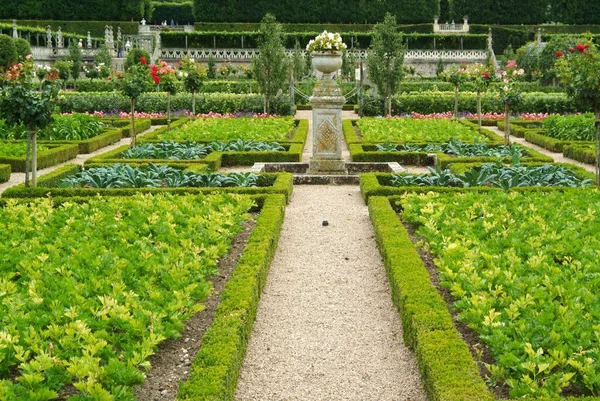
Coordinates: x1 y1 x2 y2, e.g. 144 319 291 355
156 116 295 142
0 142 49 157
0 193 254 399
391 163 592 189
543 113 595 141
400 189 600 397
376 137 529 158
60 164 265 188
357 118 483 143
121 139 284 159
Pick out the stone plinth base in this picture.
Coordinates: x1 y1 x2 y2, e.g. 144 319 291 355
308 158 346 174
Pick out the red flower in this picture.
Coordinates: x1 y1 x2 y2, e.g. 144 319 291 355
140 56 147 65
483 72 490 79
153 75 160 84
569 48 575 53
555 51 563 57
576 44 586 53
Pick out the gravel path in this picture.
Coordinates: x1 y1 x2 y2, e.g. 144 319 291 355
235 185 427 401
486 126 595 172
0 125 163 195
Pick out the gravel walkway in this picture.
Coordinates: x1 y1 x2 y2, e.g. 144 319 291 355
235 185 427 401
0 125 163 195
486 126 595 172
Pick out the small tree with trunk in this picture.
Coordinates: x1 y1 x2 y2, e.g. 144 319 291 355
465 63 494 127
180 57 207 118
155 60 179 129
441 63 468 119
117 56 153 146
0 55 58 187
366 13 405 117
253 13 288 114
67 41 82 88
557 40 600 185
499 60 524 145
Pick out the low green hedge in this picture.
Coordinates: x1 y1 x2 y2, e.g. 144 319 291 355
0 164 9 183
1 164 294 202
360 162 595 201
0 143 79 172
563 144 597 165
496 120 542 139
39 129 122 154
520 127 594 154
368 196 493 401
59 92 294 116
176 193 285 401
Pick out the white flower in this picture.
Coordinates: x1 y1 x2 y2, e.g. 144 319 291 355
503 85 509 92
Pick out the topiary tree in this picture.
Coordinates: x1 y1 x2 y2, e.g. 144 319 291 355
0 56 59 187
366 12 405 116
54 59 72 88
0 34 17 69
95 44 113 69
499 60 525 145
124 48 151 71
465 63 494 127
117 55 153 146
253 13 288 114
441 63 468 119
67 41 83 87
207 54 216 79
557 40 600 185
12 38 31 61
154 60 179 129
180 57 207 117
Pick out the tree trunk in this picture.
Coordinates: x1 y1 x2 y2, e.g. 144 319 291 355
130 98 136 147
265 95 270 115
477 90 482 128
167 92 172 130
192 91 196 118
25 132 31 187
454 86 459 120
595 112 600 186
504 104 510 146
32 129 37 187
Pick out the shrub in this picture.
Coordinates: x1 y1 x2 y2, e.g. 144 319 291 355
124 48 151 71
0 34 17 68
12 37 31 60
543 113 595 141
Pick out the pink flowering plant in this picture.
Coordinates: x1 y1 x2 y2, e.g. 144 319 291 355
498 60 525 145
179 58 207 117
465 63 495 127
440 63 469 119
556 39 600 184
154 60 179 129
0 55 59 186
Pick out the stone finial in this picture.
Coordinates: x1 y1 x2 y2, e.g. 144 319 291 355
537 27 542 43
12 19 18 38
117 26 122 42
46 25 52 48
86 31 92 48
56 26 63 48
487 28 493 49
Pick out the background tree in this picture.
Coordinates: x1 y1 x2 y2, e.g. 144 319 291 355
207 55 217 79
557 39 600 184
253 13 288 114
95 44 113 71
67 41 83 88
366 12 405 116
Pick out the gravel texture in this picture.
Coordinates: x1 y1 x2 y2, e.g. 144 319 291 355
235 185 427 401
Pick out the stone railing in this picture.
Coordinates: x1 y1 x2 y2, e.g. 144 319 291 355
160 48 487 62
31 47 100 60
433 17 470 34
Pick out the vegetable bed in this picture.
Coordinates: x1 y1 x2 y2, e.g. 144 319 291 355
355 118 492 143
0 193 254 399
149 116 297 143
399 189 600 398
0 142 79 172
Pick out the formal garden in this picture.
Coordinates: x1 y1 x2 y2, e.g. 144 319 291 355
1 0 600 400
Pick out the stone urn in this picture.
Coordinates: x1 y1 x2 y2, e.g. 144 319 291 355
311 51 343 80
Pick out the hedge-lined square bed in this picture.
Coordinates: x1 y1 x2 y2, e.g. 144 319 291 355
0 164 10 183
139 117 304 144
0 192 284 400
1 163 294 202
0 142 79 172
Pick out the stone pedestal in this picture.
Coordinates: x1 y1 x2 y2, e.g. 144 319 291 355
309 52 346 174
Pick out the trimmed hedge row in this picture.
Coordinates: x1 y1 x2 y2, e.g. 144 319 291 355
176 193 285 400
400 81 566 94
0 143 79 172
59 92 294 116
360 92 581 116
563 144 596 165
1 164 294 202
70 80 258 95
0 164 9 183
0 20 138 37
368 196 494 401
360 162 595 201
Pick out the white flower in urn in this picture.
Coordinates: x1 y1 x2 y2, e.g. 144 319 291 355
306 30 347 53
